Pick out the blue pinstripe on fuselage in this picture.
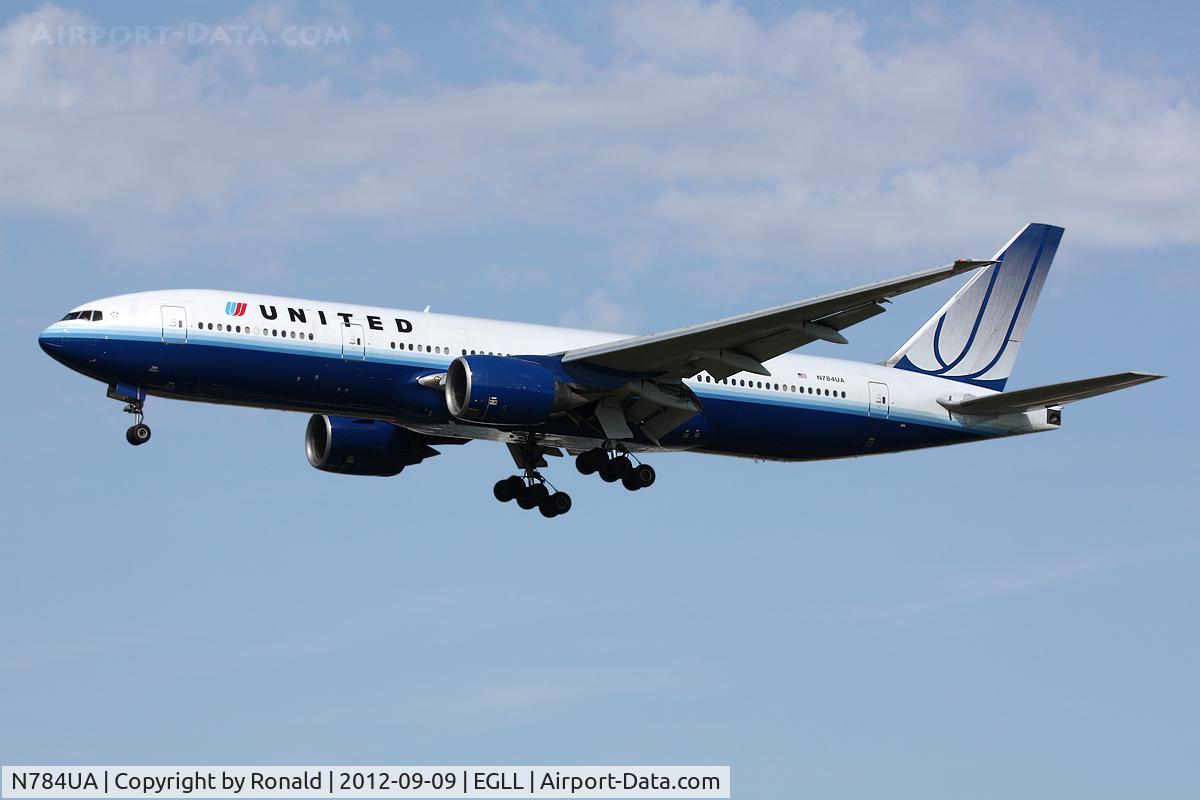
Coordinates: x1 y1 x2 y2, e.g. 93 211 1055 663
40 323 993 461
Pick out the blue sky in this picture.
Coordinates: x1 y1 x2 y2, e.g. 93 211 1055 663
1 2 1197 797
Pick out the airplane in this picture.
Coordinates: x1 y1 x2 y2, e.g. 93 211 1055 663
39 223 1161 518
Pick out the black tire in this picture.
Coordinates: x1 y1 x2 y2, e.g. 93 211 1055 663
493 479 514 502
633 464 656 488
610 454 632 477
504 475 525 496
530 483 550 503
539 492 572 518
599 466 620 483
622 473 641 491
515 487 538 510
550 491 572 515
575 450 599 475
126 423 151 446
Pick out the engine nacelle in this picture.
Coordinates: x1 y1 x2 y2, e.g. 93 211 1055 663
305 415 433 476
444 355 581 425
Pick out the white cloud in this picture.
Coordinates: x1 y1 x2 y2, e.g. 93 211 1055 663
493 17 590 82
1 1 1197 273
559 289 631 332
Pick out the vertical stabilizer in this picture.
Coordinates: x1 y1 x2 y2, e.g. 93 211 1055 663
886 223 1064 391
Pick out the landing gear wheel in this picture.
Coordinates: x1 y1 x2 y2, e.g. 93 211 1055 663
632 463 655 488
515 487 538 510
622 465 655 491
539 492 572 518
575 449 601 475
599 465 621 483
609 454 632 478
552 491 572 515
125 423 151 446
494 477 521 503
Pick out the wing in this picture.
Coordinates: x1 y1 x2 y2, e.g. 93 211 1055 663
561 258 995 380
937 372 1163 416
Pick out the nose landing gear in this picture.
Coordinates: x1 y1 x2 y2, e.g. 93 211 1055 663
108 384 151 446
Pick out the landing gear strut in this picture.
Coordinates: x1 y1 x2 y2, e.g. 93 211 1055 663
123 402 151 446
108 384 151 446
575 444 655 491
494 438 572 517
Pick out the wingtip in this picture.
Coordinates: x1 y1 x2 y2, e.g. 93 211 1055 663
952 258 998 270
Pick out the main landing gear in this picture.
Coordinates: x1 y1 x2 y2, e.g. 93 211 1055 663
493 473 573 518
122 400 151 446
575 445 656 491
492 439 654 517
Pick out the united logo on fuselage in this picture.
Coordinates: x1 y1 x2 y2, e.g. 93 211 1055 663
225 301 248 317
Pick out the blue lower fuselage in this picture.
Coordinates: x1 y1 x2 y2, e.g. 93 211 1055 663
40 327 988 461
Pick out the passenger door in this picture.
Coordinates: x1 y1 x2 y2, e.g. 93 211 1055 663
341 323 366 360
161 305 188 344
868 381 890 418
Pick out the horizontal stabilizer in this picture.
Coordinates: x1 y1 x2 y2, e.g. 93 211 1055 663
938 372 1163 416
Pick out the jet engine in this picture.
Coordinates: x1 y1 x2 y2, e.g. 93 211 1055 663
305 415 438 476
444 355 583 425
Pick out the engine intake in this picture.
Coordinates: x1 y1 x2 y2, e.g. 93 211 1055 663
445 355 582 425
305 415 435 476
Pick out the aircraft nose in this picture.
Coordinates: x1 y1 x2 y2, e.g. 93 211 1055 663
38 325 63 354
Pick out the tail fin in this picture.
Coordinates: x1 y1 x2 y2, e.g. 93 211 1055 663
886 223 1064 391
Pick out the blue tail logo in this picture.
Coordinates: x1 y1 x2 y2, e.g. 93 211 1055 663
888 224 1064 391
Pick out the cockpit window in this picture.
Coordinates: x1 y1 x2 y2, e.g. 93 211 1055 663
60 310 102 321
